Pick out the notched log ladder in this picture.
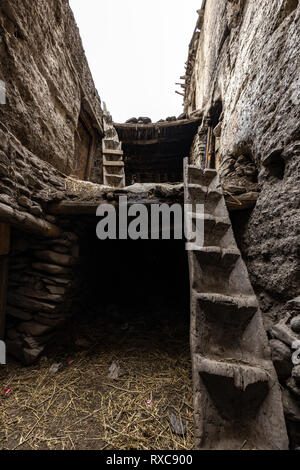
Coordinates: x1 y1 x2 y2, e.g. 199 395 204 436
184 160 289 450
102 105 126 188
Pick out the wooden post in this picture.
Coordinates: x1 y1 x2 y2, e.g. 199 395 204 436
206 126 215 169
0 223 10 340
204 127 211 168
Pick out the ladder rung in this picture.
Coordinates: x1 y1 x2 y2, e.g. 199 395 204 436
104 173 124 179
103 161 124 167
103 149 124 156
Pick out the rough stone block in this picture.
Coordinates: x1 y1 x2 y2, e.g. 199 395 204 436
270 339 293 381
291 315 300 333
18 321 55 337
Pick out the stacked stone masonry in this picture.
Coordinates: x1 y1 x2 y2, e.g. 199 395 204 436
6 230 79 364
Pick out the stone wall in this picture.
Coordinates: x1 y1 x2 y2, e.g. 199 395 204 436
6 229 79 364
0 125 80 364
0 0 103 176
0 123 66 236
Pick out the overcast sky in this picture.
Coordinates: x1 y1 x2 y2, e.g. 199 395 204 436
70 0 200 123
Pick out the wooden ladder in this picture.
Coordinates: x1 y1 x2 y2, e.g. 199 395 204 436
102 105 126 188
184 159 288 450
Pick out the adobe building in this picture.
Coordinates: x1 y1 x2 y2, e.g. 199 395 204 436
0 0 299 450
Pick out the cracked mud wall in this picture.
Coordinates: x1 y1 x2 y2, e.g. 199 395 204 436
0 0 103 175
186 0 300 327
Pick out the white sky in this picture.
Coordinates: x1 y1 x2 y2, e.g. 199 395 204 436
69 0 200 123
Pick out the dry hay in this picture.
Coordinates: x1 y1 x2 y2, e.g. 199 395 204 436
65 176 108 199
0 311 193 450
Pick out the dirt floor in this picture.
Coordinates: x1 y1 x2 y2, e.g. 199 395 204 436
0 309 193 450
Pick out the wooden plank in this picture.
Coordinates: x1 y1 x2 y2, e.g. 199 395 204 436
205 126 213 169
103 161 124 167
48 190 259 216
225 192 259 211
0 223 10 255
80 111 96 182
102 149 124 156
0 203 61 238
48 200 111 216
121 137 193 146
104 174 124 179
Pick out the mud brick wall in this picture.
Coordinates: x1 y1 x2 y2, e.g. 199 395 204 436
0 0 103 175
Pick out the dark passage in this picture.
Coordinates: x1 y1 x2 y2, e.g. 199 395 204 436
79 236 190 321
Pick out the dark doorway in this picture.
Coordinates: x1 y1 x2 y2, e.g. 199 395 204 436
78 229 190 323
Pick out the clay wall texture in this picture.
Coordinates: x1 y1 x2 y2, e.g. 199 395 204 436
0 0 103 175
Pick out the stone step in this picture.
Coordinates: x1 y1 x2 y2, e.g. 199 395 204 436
188 166 217 186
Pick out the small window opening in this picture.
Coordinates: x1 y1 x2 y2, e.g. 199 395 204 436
264 150 286 181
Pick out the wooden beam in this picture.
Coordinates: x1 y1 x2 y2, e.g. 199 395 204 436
114 118 201 130
48 200 110 216
48 191 259 216
103 161 124 167
225 192 259 211
121 136 196 146
0 203 61 238
103 149 124 156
